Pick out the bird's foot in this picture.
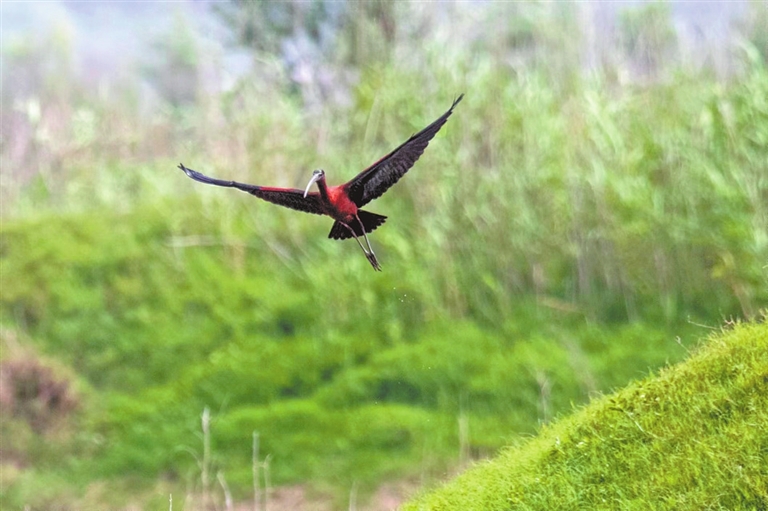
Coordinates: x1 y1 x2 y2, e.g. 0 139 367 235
367 252 382 271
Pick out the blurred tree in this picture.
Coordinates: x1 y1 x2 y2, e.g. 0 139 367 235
141 12 199 107
341 0 396 66
213 1 344 55
212 0 397 108
743 1 768 64
619 3 677 80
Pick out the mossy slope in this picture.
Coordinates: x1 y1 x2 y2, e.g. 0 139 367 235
404 322 768 511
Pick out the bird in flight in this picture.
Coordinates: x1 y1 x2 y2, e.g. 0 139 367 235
179 94 463 271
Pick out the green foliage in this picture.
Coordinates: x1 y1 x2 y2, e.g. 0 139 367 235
1 204 701 506
404 322 768 510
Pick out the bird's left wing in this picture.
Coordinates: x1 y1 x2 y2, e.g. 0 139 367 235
345 94 464 208
178 164 325 215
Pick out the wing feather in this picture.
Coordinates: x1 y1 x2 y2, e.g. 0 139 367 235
178 164 325 215
345 94 463 208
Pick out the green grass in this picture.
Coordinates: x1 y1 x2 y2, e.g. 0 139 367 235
404 321 768 510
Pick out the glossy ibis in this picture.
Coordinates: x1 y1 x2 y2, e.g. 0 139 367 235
179 94 463 270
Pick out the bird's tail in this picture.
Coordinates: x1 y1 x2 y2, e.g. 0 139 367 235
328 210 387 240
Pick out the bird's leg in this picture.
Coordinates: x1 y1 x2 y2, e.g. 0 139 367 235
354 215 379 266
341 222 381 271
353 217 381 271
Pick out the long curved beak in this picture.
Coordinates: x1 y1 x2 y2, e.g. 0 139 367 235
303 173 323 198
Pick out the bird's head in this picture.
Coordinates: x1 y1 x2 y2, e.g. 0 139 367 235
303 169 325 197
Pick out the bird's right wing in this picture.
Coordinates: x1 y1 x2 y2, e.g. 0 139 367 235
178 164 325 215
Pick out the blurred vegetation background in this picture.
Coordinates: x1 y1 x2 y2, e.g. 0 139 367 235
2 1 767 509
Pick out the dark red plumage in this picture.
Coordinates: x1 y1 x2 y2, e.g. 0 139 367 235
178 94 463 270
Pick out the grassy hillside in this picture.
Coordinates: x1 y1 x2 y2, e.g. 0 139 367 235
404 321 768 511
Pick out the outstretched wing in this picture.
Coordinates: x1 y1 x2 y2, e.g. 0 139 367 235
178 164 325 215
344 94 464 208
